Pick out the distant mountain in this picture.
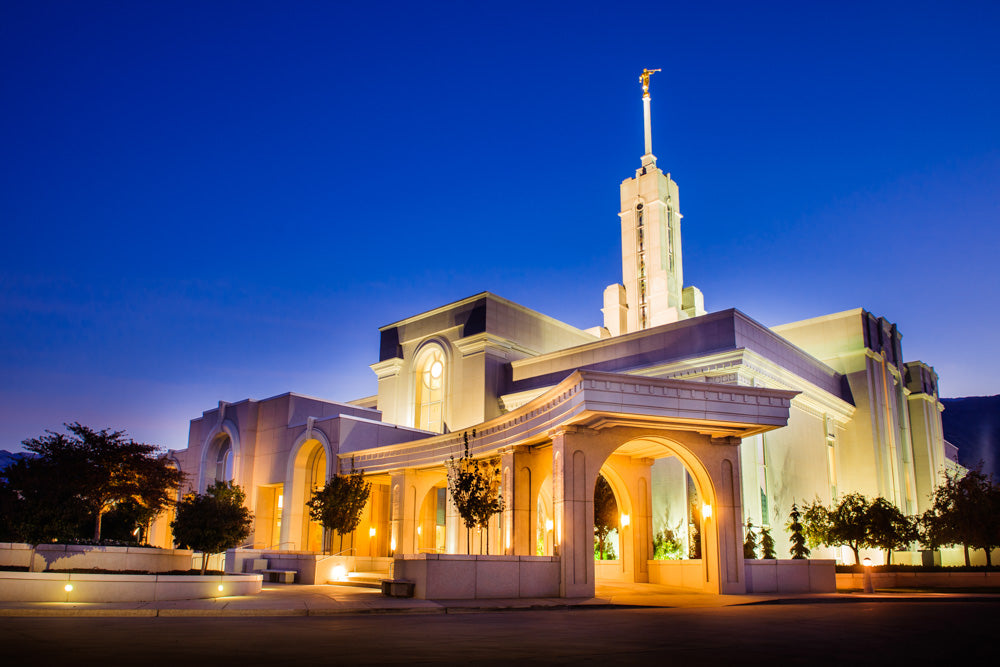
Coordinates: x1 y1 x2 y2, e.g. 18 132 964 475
0 449 32 471
941 395 1000 478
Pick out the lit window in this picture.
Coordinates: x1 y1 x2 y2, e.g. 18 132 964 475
415 347 445 433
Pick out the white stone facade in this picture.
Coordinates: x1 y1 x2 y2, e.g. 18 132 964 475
161 74 952 595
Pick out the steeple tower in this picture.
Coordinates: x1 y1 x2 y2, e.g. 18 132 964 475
602 69 704 336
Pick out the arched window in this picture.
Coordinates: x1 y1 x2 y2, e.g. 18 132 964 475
215 439 233 483
415 346 445 433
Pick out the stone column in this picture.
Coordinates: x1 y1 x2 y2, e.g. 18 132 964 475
551 427 601 598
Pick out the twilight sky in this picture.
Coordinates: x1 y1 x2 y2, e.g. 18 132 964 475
2 1 998 453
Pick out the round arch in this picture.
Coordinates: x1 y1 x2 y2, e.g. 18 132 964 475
411 337 452 433
197 419 242 493
282 429 335 551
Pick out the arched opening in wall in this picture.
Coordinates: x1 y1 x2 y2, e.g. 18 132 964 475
351 475 391 559
414 345 446 433
417 481 448 553
593 436 715 589
536 481 554 556
300 443 327 552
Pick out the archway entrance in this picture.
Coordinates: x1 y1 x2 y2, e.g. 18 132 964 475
593 438 712 590
548 425 743 597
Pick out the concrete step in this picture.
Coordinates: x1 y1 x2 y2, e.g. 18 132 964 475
328 571 389 589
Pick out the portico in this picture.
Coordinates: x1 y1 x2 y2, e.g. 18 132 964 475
349 370 796 598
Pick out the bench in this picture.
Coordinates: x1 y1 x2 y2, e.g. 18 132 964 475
262 569 297 583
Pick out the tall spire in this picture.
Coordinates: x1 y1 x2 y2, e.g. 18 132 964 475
640 68 660 166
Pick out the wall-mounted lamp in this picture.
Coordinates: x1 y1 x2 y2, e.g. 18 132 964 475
417 526 422 536
620 513 630 528
64 584 73 593
702 504 713 520
545 519 554 532
369 527 376 538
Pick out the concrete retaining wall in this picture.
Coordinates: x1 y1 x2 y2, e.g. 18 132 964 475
0 571 262 602
393 554 560 599
837 571 1000 589
0 542 194 573
744 559 836 593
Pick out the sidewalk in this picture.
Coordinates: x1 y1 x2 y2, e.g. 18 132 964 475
1 582 997 617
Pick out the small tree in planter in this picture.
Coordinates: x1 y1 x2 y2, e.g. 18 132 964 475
306 467 371 554
446 430 505 554
171 481 253 574
743 519 758 559
786 502 811 559
760 526 776 559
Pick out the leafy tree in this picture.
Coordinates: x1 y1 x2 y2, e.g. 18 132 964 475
171 481 253 574
0 457 91 570
306 468 372 554
760 525 776 560
21 423 184 541
867 497 917 564
743 519 758 559
921 467 1000 567
786 502 811 559
802 493 872 565
593 474 618 560
446 431 504 554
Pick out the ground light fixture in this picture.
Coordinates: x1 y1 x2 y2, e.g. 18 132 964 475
862 557 875 593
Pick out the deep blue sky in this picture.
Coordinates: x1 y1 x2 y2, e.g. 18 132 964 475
2 1 998 453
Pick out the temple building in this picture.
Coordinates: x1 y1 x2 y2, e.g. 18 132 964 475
159 71 950 597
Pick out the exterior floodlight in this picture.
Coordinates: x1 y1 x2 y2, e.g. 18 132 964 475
702 504 712 519
64 584 73 592
545 519 554 532
369 527 377 537
620 513 630 527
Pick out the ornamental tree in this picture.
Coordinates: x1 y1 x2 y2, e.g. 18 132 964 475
867 496 917 564
446 430 505 554
306 468 372 554
921 467 1000 567
786 502 811 559
803 493 873 565
760 525 776 559
743 519 758 559
171 481 253 574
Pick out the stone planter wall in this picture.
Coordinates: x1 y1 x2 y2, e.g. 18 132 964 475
0 571 262 602
837 571 1000 590
0 542 194 573
744 559 836 593
393 554 560 599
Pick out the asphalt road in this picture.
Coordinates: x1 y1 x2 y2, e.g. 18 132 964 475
2 601 997 665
